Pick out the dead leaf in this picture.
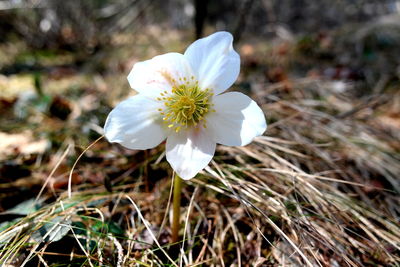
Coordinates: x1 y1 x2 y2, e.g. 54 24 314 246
0 131 48 160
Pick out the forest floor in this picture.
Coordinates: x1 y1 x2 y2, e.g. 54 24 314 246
0 25 399 266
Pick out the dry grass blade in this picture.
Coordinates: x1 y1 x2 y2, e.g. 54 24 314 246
68 135 104 198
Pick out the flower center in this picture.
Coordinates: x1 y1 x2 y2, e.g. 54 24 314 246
157 77 214 132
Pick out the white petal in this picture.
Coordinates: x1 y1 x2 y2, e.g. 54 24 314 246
184 31 240 95
127 53 194 98
207 92 267 146
166 127 216 180
104 95 167 150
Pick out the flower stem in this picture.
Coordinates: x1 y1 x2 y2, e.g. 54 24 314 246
171 173 182 243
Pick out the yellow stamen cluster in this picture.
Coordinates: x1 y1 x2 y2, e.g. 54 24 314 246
156 77 214 132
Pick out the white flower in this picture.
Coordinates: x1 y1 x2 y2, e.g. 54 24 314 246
104 32 267 180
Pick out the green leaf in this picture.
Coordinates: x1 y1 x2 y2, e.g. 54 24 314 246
31 216 71 243
92 220 124 237
8 198 44 215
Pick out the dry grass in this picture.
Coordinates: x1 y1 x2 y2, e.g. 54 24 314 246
1 77 399 266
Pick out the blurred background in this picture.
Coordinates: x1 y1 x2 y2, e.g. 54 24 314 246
0 0 399 265
2 0 399 164
1 0 400 109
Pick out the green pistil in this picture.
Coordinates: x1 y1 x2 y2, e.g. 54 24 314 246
157 78 214 132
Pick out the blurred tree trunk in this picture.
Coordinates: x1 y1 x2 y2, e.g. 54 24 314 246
194 0 208 39
233 0 255 43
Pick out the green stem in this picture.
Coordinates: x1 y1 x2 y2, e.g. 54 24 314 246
171 174 182 243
